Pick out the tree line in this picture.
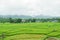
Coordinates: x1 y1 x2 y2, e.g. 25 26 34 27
0 17 60 23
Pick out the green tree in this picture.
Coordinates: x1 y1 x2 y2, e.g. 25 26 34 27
16 18 22 23
31 19 36 22
9 18 14 23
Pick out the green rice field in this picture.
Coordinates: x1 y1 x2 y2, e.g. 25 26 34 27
0 22 60 40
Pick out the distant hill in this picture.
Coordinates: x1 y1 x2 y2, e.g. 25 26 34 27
0 15 32 19
0 15 60 19
34 15 53 19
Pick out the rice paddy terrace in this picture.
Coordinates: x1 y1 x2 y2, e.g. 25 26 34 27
0 22 60 40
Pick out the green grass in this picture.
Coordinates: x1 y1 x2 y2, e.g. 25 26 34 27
0 22 60 40
4 34 47 40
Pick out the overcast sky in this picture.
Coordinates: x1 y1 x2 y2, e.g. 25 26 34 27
0 0 60 16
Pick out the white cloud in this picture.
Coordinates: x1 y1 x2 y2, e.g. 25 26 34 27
0 0 60 16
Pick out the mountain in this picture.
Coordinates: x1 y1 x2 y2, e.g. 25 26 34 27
0 15 32 19
0 15 60 19
34 15 53 19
